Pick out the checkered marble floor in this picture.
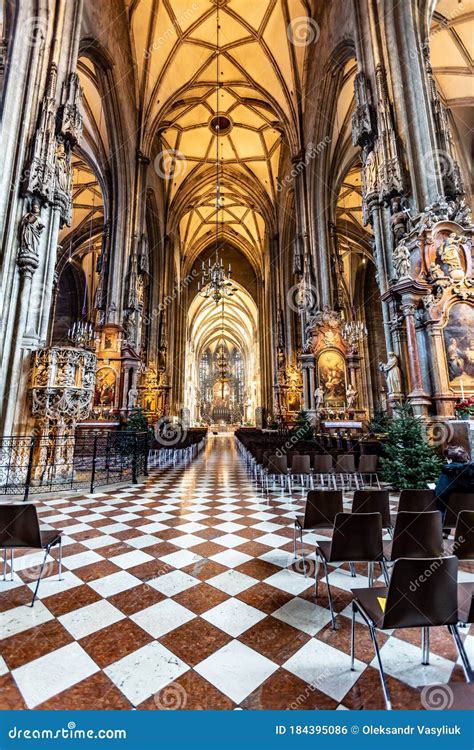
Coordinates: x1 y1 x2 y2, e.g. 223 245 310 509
1 435 472 710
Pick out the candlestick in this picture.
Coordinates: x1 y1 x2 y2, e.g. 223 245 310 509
460 378 465 400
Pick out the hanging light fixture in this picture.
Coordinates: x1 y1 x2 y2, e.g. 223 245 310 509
198 3 238 306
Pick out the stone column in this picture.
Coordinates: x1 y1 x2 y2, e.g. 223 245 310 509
400 298 431 416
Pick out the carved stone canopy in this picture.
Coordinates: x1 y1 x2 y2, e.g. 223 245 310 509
29 346 96 423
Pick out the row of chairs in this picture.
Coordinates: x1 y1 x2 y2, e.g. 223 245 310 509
249 450 379 493
148 431 207 467
297 500 474 709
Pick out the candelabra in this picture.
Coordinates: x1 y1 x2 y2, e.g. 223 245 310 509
342 320 367 354
67 321 96 350
198 256 238 305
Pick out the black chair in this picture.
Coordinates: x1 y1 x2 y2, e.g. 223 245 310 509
444 493 474 531
351 556 473 710
384 511 443 561
352 490 392 532
398 489 436 513
294 490 343 574
315 512 387 629
357 454 380 488
0 504 63 606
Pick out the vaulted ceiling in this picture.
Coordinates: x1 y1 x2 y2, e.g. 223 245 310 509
129 0 311 262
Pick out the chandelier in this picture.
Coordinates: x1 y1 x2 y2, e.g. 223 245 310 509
198 256 237 305
198 3 238 306
342 319 367 354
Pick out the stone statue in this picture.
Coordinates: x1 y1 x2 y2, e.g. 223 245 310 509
392 241 411 280
55 140 70 193
390 196 410 246
18 197 44 275
314 386 324 410
440 233 464 282
127 386 139 409
364 148 378 195
379 352 403 396
346 384 357 410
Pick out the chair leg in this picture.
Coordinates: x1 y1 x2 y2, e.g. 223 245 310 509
30 547 50 607
293 524 297 559
421 627 430 665
350 601 356 670
381 560 390 586
58 538 63 581
2 549 6 581
10 549 13 581
314 552 320 598
449 624 474 682
349 562 356 578
300 528 306 576
369 623 392 710
322 559 336 630
368 561 374 587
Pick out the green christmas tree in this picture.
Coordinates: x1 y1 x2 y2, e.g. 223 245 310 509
380 402 442 489
126 407 149 433
292 410 314 442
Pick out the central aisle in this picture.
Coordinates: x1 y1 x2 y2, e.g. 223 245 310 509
0 436 457 711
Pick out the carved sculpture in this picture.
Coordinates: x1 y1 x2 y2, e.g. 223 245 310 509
379 352 403 396
18 197 44 277
390 195 411 246
392 241 411 280
314 385 324 410
440 233 465 282
346 384 357 410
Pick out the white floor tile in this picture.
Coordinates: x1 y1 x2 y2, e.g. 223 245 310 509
0 600 53 638
283 639 365 702
195 640 277 703
109 550 154 569
160 550 203 569
202 598 265 637
59 600 124 639
209 550 253 569
62 550 103 570
264 569 312 595
104 641 189 706
131 599 196 638
272 598 332 636
89 571 141 597
374 636 455 688
12 642 99 708
208 570 257 596
82 535 119 550
148 570 199 597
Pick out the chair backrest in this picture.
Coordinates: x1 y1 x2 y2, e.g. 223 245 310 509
358 454 378 473
314 454 333 473
267 455 288 474
303 490 343 529
453 510 474 561
285 451 299 468
352 490 391 529
291 455 310 474
398 489 436 513
329 512 383 562
382 556 459 629
389 511 443 560
334 454 356 474
0 504 42 548
444 492 474 529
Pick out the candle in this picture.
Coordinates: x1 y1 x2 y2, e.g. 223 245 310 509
460 378 465 400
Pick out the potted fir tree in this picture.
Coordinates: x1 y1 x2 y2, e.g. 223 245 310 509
380 402 442 490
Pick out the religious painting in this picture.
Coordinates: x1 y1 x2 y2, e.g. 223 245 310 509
287 388 302 413
94 367 116 407
443 303 474 391
317 349 346 405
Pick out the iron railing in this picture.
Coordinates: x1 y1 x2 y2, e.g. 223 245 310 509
0 431 149 501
